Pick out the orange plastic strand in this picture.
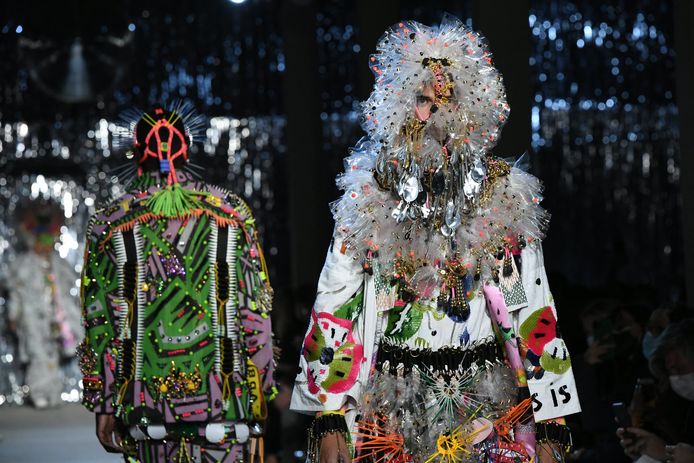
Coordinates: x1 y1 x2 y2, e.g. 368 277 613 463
493 398 533 441
354 419 406 463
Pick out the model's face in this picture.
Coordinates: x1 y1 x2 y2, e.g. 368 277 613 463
414 83 455 143
415 84 438 121
415 82 455 120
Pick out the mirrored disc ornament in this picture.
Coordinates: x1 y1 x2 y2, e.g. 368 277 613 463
420 194 432 219
463 170 482 199
440 223 453 237
397 166 422 203
444 199 461 230
392 200 409 222
431 167 446 195
470 158 487 182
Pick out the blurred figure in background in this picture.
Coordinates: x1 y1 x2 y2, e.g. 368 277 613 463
641 306 687 362
6 200 82 408
569 299 649 462
617 318 694 463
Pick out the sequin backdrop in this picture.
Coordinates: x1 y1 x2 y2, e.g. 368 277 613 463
529 0 682 299
0 0 684 405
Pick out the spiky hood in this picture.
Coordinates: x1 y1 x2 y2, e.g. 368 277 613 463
362 14 509 154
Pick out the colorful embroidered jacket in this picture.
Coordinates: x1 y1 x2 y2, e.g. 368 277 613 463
291 164 582 454
79 172 275 433
291 236 581 421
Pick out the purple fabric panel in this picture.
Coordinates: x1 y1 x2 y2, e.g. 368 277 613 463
138 439 243 463
165 218 184 237
239 305 274 394
101 355 116 413
514 424 537 459
208 372 223 407
160 372 227 424
148 251 168 280
133 380 157 410
170 396 211 422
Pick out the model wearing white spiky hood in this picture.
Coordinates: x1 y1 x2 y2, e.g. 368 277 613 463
292 16 580 463
332 15 549 299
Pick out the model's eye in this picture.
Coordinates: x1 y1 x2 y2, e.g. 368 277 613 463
416 95 430 106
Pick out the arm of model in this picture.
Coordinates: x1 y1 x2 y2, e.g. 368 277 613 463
236 216 277 423
78 218 122 453
291 230 369 463
517 244 581 459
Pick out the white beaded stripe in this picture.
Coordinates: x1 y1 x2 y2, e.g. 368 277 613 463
208 220 221 374
111 231 130 341
226 225 242 374
133 223 146 380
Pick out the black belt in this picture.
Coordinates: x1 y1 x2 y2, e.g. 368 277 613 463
375 338 505 376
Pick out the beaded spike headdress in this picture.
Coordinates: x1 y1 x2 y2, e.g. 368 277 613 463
112 102 207 218
114 101 206 185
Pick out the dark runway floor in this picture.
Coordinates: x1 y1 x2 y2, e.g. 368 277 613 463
0 404 123 462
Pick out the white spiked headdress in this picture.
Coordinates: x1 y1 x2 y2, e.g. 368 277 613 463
362 14 509 153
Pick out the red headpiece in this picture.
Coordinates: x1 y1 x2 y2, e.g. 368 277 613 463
133 106 190 185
